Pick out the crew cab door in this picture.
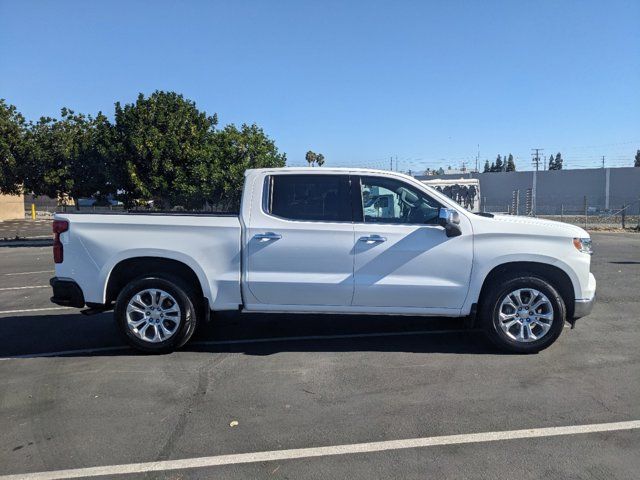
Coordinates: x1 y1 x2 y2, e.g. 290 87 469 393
244 173 355 307
352 175 473 311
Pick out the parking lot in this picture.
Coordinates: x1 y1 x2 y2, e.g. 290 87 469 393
0 232 638 479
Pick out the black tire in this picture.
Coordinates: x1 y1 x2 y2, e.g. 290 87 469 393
114 276 199 353
481 274 566 354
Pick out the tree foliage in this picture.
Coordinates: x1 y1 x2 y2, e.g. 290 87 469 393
114 91 218 208
505 154 516 172
634 149 640 167
0 92 287 210
549 152 563 170
305 150 324 166
20 109 116 205
483 160 490 172
0 99 27 195
209 123 286 210
494 155 503 172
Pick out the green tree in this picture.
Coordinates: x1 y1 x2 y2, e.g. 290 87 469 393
0 99 27 195
634 149 640 167
209 123 286 210
550 152 563 170
505 154 516 172
316 153 325 167
114 91 218 208
493 155 503 172
548 154 555 170
483 160 490 172
305 151 317 166
21 108 115 206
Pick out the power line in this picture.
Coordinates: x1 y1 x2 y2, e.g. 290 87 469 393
531 148 544 171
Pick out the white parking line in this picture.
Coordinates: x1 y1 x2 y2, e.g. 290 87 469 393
3 270 53 276
0 285 48 291
0 307 73 315
1 420 638 480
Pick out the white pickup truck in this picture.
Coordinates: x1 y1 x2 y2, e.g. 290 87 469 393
50 168 596 354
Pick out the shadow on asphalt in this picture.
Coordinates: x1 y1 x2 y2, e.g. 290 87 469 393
0 311 499 358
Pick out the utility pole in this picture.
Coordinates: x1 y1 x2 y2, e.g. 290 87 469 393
475 144 479 172
602 155 605 168
395 155 398 172
531 148 543 171
390 157 393 171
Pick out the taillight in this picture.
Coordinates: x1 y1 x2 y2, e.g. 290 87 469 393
52 220 69 263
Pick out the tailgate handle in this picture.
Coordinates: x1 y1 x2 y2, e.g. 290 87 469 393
254 232 282 241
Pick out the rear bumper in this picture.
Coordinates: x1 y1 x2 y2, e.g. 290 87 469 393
50 277 85 308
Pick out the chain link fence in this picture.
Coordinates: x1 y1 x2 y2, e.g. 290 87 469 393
483 191 640 230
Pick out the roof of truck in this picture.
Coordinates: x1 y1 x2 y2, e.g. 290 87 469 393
246 167 416 177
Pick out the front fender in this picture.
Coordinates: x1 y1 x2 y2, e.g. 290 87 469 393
464 253 582 315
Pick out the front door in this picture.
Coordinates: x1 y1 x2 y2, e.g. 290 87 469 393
352 175 473 310
245 173 355 307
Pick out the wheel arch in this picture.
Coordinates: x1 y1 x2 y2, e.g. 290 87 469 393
476 261 576 319
103 253 210 306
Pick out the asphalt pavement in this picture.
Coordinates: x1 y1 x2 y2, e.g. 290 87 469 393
0 233 638 479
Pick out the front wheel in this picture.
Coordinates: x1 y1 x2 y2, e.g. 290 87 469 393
114 276 199 353
482 275 566 354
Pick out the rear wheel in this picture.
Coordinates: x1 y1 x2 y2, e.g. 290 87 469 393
482 275 566 353
115 276 199 353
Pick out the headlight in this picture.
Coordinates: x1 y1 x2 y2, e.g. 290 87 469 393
573 237 593 255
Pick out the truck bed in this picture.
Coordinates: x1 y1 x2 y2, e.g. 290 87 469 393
53 213 243 310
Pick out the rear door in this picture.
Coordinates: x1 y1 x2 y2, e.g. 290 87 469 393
352 175 473 310
244 173 356 307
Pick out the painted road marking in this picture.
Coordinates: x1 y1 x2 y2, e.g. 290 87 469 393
0 420 638 480
0 307 73 315
3 270 54 276
0 328 471 359
0 285 48 291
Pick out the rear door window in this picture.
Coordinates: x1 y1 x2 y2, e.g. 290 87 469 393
266 174 352 222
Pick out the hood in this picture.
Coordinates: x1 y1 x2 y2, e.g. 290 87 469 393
489 214 589 238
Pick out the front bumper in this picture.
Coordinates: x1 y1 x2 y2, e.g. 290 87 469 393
573 296 595 318
573 272 596 319
50 277 85 308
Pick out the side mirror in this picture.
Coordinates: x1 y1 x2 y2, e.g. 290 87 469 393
438 208 462 237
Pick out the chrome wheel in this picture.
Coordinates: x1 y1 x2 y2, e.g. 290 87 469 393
498 288 554 343
126 289 181 343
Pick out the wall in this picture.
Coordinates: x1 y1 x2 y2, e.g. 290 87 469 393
416 167 640 214
0 193 25 220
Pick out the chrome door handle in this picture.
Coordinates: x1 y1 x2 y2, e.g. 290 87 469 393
254 232 282 241
359 235 387 244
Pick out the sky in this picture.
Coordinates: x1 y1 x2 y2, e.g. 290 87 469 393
1 0 639 172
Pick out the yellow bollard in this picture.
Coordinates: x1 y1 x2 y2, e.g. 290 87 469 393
31 203 36 220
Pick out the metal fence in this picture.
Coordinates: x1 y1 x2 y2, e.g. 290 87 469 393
484 192 640 230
